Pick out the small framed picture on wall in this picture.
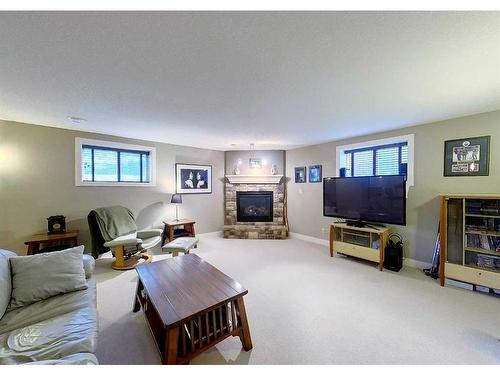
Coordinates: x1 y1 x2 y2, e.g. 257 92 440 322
295 166 306 183
176 163 212 194
444 136 490 177
308 165 322 183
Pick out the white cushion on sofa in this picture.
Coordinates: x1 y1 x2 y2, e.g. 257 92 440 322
8 246 87 311
0 250 16 320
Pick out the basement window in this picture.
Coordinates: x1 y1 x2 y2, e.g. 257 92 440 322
344 142 408 177
336 134 414 194
75 138 156 186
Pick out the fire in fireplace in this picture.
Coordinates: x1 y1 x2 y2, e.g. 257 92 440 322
236 191 273 222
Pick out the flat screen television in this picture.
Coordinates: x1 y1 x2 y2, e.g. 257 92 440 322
323 175 406 226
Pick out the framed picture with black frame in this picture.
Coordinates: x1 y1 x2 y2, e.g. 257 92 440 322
444 136 490 177
175 163 212 194
295 166 306 183
308 165 322 183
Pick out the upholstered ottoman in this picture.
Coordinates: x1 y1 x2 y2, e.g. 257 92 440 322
162 237 199 257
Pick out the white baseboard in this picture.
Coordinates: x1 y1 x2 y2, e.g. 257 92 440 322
289 231 431 270
198 231 222 238
289 232 329 247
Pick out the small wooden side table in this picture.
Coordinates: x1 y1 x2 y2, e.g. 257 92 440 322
24 231 79 255
161 220 196 246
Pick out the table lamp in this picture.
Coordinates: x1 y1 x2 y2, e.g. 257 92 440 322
171 194 182 221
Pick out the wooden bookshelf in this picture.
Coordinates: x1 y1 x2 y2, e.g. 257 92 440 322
329 222 391 271
439 194 500 290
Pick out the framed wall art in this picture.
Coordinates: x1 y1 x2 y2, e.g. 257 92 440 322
295 166 306 183
176 163 212 194
444 136 490 177
309 165 322 183
249 158 262 169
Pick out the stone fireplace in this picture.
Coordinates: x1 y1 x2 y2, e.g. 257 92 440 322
223 175 288 239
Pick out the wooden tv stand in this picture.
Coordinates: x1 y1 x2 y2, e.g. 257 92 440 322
329 222 391 271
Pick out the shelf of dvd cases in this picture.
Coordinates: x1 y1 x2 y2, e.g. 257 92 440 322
439 194 500 290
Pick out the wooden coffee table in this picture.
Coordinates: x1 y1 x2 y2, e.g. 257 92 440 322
133 254 253 365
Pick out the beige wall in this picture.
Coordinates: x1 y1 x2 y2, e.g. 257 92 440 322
286 110 500 263
0 120 225 255
225 150 285 176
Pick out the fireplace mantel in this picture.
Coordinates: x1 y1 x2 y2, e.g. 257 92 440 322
225 174 284 184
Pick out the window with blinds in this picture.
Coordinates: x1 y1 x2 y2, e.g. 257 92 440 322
344 142 408 178
81 145 151 183
76 137 155 186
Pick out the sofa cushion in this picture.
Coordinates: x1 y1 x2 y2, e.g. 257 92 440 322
8 246 87 311
0 279 96 336
0 304 98 363
0 250 16 320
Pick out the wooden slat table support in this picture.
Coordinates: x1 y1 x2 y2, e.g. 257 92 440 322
134 254 253 365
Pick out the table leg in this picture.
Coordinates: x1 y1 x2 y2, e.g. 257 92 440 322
164 326 179 365
189 224 197 248
379 233 386 271
161 224 168 247
27 243 39 255
329 225 334 257
169 226 174 243
133 280 143 312
235 297 253 351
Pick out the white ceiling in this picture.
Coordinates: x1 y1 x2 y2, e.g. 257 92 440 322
0 11 499 150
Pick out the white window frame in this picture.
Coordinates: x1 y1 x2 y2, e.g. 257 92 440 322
335 134 414 196
75 137 156 187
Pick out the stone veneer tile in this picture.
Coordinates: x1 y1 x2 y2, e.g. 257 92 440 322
224 181 287 239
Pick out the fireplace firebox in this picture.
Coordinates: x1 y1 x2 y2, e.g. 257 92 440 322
236 191 273 222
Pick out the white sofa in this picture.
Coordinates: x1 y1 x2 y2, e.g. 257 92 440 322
0 249 98 365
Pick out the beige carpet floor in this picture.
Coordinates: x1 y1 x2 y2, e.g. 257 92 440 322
93 234 500 364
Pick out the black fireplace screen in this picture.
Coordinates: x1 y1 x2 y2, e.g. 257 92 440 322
236 191 273 222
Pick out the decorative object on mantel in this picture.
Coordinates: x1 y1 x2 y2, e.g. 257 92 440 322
308 165 322 183
270 164 278 175
234 158 242 175
170 194 182 221
444 136 490 177
295 166 306 183
176 163 212 194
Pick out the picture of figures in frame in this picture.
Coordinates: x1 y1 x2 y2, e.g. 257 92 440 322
295 166 306 183
176 163 212 194
444 136 490 176
309 165 322 183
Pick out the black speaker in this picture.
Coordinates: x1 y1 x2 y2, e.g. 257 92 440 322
339 167 346 177
384 234 403 272
399 162 407 176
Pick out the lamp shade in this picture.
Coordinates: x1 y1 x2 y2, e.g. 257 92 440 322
170 194 182 204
